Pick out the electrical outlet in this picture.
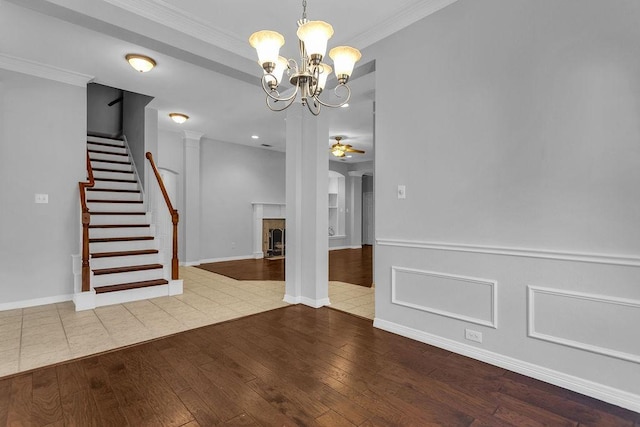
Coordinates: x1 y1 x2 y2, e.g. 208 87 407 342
397 185 406 199
465 328 482 343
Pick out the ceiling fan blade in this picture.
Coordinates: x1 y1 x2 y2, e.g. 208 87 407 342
345 148 365 154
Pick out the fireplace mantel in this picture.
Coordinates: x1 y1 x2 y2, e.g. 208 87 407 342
252 203 286 258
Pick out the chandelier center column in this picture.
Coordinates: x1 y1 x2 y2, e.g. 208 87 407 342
284 104 330 307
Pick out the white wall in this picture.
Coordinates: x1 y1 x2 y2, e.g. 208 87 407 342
370 0 640 410
0 71 85 306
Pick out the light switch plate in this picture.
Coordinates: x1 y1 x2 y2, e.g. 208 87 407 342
35 193 48 204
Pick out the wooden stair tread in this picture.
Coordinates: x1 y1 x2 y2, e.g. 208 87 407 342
87 199 143 204
88 149 129 157
91 159 132 165
94 279 168 294
89 224 150 229
90 211 146 215
94 177 136 183
93 263 163 275
87 188 140 193
91 249 158 258
92 167 134 174
87 141 124 149
89 236 154 243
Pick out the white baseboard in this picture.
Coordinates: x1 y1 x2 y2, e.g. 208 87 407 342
301 297 331 308
373 318 640 413
0 293 73 312
330 245 361 251
283 294 300 304
181 255 255 267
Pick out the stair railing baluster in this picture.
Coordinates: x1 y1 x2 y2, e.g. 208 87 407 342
145 152 179 280
78 151 95 292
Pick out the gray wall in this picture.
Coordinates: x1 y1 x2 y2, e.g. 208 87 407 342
122 91 153 187
0 72 85 305
370 0 640 405
157 131 286 262
86 83 121 138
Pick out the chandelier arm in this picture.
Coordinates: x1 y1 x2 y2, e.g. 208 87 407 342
261 75 299 103
308 65 320 98
306 98 321 116
265 93 298 112
314 84 352 108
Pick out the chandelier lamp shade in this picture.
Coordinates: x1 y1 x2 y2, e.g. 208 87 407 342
248 0 362 115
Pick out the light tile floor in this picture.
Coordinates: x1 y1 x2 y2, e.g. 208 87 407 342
0 266 374 378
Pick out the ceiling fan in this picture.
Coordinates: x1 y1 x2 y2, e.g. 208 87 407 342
330 136 365 158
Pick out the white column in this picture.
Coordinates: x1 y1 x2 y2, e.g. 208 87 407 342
348 171 364 248
284 104 330 307
182 130 203 265
252 203 264 258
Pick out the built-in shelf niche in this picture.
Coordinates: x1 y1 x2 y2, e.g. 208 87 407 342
329 171 345 237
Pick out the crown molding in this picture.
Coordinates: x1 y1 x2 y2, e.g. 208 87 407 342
348 0 461 49
0 53 94 87
101 0 460 60
101 0 254 59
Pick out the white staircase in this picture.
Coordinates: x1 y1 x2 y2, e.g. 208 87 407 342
73 135 182 310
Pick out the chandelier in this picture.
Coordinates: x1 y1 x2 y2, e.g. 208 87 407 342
249 0 362 116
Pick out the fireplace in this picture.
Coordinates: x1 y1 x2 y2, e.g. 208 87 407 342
252 202 286 259
263 218 285 258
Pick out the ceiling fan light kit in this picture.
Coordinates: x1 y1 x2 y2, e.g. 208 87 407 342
330 136 365 158
249 0 362 115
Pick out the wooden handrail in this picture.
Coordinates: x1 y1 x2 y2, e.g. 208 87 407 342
78 151 95 292
146 152 179 280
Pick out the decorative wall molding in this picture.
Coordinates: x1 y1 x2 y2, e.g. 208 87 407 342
0 53 93 87
391 266 497 328
528 286 640 364
377 238 640 267
373 317 640 413
0 293 73 312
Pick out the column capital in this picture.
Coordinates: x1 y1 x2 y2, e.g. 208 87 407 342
348 170 372 178
182 130 204 141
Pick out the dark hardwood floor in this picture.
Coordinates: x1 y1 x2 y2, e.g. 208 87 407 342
1 305 638 426
197 245 373 287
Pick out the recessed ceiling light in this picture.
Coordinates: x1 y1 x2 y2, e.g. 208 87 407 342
125 54 156 72
252 135 260 139
169 113 189 124
346 155 352 158
341 103 350 108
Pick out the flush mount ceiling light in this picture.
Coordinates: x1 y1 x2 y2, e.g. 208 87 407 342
125 54 156 72
169 113 189 124
249 0 362 116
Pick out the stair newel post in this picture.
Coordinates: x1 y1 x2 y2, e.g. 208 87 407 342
171 210 179 280
81 210 91 292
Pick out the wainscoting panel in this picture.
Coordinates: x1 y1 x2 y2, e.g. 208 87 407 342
528 286 640 363
391 267 497 328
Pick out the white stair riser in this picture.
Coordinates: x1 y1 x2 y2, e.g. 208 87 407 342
90 253 160 269
89 152 131 163
86 191 141 202
90 239 157 253
87 202 145 212
90 214 148 225
92 268 164 287
93 170 135 180
91 160 132 172
92 180 139 191
88 136 124 146
89 226 154 239
87 144 127 155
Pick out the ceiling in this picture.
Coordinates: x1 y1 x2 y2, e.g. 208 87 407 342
1 0 457 163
